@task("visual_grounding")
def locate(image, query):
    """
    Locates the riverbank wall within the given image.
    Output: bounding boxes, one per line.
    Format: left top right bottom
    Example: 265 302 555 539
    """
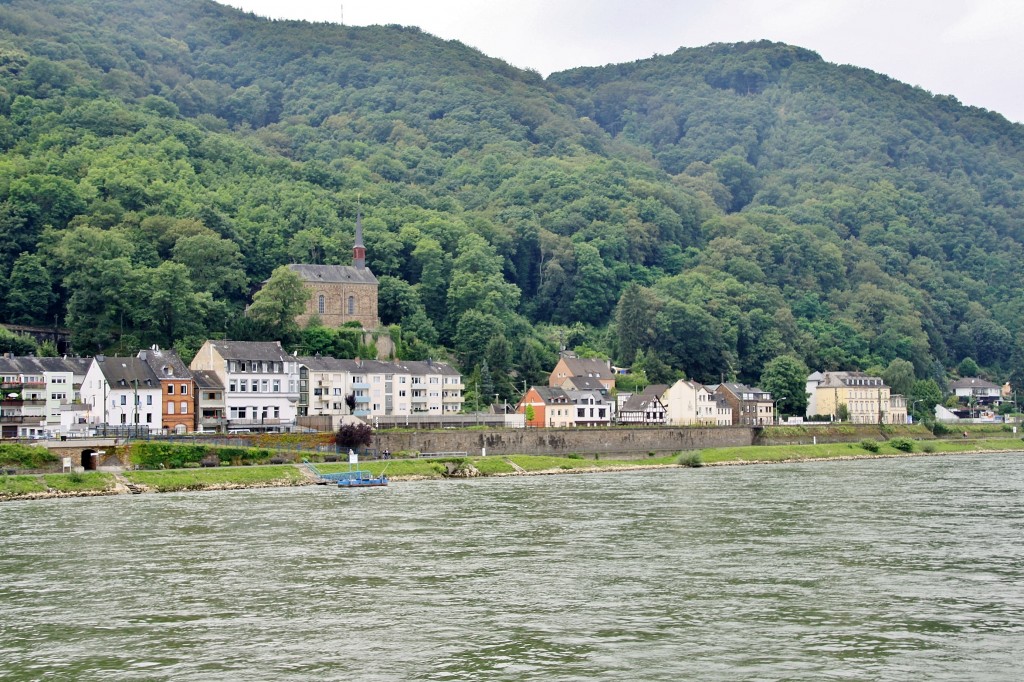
373 426 755 458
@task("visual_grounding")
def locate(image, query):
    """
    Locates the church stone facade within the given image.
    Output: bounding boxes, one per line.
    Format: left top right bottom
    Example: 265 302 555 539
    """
287 214 380 330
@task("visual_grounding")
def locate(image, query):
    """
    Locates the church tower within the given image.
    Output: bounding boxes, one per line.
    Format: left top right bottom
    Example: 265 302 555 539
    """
353 211 366 270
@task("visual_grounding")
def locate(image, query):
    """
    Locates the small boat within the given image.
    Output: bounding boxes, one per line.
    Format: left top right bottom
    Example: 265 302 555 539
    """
335 469 388 488
303 451 388 488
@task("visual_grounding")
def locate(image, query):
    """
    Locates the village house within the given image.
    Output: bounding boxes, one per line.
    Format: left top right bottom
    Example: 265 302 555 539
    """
192 370 226 433
564 388 611 426
517 386 576 428
949 377 1002 406
805 371 907 424
298 356 464 430
0 354 90 438
138 346 195 435
664 380 718 426
548 351 615 392
190 340 300 432
80 355 162 433
710 382 775 426
617 385 668 425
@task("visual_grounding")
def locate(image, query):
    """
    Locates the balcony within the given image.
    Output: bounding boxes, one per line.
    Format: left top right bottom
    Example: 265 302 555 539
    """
351 382 370 390
354 395 370 404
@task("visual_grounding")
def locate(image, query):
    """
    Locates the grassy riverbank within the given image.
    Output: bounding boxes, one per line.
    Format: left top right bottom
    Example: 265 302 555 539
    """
123 466 306 492
2 439 1021 501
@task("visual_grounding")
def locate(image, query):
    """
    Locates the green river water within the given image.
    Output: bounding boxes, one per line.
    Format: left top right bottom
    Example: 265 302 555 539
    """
1 452 1022 680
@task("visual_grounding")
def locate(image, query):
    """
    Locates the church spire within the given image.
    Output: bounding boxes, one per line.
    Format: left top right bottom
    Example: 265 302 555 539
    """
353 210 366 270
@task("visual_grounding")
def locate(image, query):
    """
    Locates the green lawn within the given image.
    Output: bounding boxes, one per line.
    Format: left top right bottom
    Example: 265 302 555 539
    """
0 475 47 497
699 438 1024 463
124 466 304 492
42 472 116 493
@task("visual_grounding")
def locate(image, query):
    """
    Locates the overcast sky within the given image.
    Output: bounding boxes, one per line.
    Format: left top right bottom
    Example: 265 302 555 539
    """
219 0 1023 123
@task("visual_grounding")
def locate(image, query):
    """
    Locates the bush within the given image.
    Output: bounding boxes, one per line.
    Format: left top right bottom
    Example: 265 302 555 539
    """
860 439 880 453
932 422 951 437
922 442 936 453
0 443 59 469
335 422 374 449
678 452 703 467
888 437 915 453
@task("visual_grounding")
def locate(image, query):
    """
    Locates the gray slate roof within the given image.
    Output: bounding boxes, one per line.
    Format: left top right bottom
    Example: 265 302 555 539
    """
0 356 92 376
288 263 378 285
949 377 1000 390
207 340 290 362
138 347 192 379
298 356 459 376
192 370 224 390
95 356 160 388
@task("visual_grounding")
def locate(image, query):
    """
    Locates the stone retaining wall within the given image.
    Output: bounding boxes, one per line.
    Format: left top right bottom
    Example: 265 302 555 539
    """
375 426 755 458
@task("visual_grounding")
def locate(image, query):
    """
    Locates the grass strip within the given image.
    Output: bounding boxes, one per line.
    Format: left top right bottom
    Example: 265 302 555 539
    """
699 438 1024 464
42 472 115 493
124 466 304 492
0 475 47 497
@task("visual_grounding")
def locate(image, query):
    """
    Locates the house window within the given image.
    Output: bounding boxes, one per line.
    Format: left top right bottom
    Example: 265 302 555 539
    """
180 402 188 415
167 385 174 395
240 380 248 392
347 296 355 315
120 395 127 406
180 384 188 395
168 402 175 415
318 294 325 314
147 395 153 405
273 380 280 392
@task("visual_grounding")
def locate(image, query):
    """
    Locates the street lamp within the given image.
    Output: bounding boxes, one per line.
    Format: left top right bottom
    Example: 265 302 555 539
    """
773 396 786 425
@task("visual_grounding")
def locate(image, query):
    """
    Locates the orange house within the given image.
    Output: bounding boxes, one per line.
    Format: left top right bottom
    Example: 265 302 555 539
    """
548 352 615 392
517 386 575 428
139 347 196 434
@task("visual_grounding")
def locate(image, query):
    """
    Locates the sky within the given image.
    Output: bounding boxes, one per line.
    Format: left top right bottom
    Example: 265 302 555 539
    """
219 0 1024 123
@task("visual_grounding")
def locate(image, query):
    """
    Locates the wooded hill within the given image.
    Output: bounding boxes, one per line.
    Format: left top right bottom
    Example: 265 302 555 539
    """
1 0 1023 412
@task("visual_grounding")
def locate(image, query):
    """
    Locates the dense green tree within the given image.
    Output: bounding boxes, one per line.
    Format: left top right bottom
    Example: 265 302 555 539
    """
881 358 916 398
908 379 943 422
5 252 55 325
247 265 310 335
758 354 809 416
142 262 214 347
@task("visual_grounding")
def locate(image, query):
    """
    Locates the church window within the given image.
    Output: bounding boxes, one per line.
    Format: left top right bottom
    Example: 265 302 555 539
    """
318 295 325 314
347 296 355 315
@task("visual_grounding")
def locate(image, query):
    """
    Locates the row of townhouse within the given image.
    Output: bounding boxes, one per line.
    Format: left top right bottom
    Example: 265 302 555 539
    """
1 340 464 437
517 351 771 428
617 382 763 427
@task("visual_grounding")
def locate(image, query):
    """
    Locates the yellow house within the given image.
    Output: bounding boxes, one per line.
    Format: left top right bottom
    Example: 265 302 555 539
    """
806 371 907 424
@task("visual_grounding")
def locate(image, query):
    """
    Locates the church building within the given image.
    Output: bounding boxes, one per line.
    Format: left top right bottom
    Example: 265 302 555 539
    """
288 214 380 330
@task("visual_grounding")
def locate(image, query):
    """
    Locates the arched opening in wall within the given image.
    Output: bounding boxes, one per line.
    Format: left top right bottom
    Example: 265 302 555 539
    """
81 449 97 470
174 424 187 435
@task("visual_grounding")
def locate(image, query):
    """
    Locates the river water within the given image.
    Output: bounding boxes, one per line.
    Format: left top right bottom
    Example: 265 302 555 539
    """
1 453 1022 681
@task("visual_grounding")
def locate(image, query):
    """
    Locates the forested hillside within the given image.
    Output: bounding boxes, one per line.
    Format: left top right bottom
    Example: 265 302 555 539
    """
1 0 1023 412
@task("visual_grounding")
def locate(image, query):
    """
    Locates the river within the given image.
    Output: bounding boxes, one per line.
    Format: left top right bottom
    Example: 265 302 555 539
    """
1 452 1022 681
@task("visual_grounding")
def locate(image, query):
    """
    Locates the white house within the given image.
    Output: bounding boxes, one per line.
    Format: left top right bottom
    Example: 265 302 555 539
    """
299 356 463 428
664 380 716 426
190 340 300 432
80 355 163 432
